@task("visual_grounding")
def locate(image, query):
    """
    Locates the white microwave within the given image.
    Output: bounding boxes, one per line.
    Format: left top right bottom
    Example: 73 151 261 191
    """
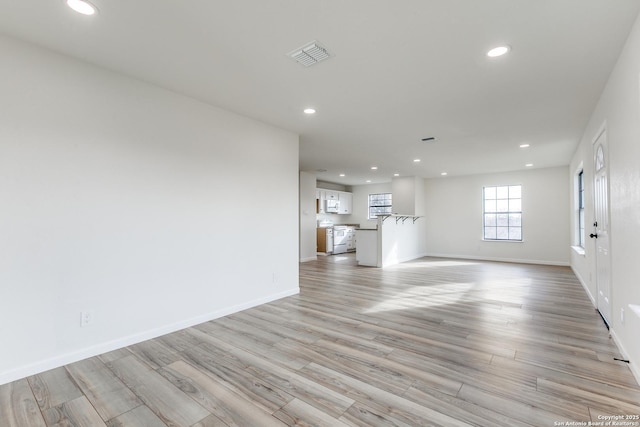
325 199 340 213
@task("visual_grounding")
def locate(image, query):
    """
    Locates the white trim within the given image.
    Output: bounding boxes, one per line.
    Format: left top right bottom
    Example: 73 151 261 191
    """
300 256 318 262
573 166 585 248
381 252 429 268
610 328 640 387
571 245 586 256
0 287 299 386
424 253 569 266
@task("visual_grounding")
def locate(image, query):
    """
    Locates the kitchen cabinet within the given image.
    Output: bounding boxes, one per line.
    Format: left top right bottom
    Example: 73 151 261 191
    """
338 192 352 214
324 191 339 201
346 226 356 251
316 188 352 215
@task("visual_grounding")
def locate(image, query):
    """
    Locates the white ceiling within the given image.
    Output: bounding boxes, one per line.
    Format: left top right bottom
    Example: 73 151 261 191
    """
1 0 639 185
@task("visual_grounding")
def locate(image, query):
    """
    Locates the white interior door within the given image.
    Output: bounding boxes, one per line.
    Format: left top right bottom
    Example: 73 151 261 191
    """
592 129 612 327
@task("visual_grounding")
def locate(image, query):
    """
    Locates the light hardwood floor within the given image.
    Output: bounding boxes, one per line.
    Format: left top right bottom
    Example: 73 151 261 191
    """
2 255 639 426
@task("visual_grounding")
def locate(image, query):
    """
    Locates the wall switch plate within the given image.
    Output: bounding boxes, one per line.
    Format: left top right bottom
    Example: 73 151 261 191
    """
81 311 93 327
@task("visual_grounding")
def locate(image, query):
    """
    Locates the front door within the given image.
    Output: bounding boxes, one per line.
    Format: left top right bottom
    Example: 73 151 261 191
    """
592 128 612 327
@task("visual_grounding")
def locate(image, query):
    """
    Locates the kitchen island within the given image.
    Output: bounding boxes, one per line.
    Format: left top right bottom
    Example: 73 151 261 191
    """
355 214 423 267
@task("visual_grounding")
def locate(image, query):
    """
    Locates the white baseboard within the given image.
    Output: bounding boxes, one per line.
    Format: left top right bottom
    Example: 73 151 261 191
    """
424 253 570 266
300 256 318 262
610 328 640 386
381 252 429 268
0 287 299 386
572 263 638 385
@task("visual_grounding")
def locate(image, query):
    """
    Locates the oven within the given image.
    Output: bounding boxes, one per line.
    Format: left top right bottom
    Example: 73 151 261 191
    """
333 226 348 254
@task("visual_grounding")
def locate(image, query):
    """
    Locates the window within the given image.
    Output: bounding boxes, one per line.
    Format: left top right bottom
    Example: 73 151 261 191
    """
483 185 522 241
577 170 585 247
368 193 392 219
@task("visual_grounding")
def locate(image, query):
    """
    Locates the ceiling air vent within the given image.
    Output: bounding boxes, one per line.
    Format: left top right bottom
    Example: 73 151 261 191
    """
288 41 331 67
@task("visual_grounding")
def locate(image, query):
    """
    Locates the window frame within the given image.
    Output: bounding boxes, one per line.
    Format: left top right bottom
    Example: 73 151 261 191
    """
368 193 392 220
577 169 585 247
482 185 523 242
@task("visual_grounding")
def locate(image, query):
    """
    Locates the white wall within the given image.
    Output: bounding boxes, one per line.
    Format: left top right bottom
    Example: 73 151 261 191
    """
299 172 317 262
392 177 418 215
389 176 428 257
569 12 640 383
424 167 570 265
0 36 300 385
316 181 348 192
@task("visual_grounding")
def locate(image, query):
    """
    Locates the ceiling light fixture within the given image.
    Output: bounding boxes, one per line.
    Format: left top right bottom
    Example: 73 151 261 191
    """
487 45 510 58
520 143 530 148
413 159 421 163
525 163 533 167
66 0 97 15
441 172 448 176
393 173 400 177
303 108 316 114
366 180 372 183
371 166 378 170
339 173 345 177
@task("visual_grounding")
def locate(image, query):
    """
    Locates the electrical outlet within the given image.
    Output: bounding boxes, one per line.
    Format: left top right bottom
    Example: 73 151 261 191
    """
81 311 93 327
621 308 625 324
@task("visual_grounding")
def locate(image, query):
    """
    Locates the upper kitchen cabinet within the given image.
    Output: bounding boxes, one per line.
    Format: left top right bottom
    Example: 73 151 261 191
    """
338 191 352 214
324 191 339 201
316 188 352 215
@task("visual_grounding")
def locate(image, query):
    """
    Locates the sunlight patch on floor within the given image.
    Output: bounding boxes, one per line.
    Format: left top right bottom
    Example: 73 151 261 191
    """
363 282 476 313
474 278 533 305
390 260 480 269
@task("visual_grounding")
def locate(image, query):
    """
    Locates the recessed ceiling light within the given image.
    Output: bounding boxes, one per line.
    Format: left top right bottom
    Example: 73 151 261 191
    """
339 173 345 177
393 173 400 177
371 166 378 170
520 144 530 148
303 108 316 114
525 163 533 167
366 180 371 183
413 159 421 163
487 45 510 58
66 0 97 15
441 172 448 176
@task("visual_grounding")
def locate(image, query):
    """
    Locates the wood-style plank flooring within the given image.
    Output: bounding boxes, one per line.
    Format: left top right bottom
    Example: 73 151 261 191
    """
2 255 639 426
